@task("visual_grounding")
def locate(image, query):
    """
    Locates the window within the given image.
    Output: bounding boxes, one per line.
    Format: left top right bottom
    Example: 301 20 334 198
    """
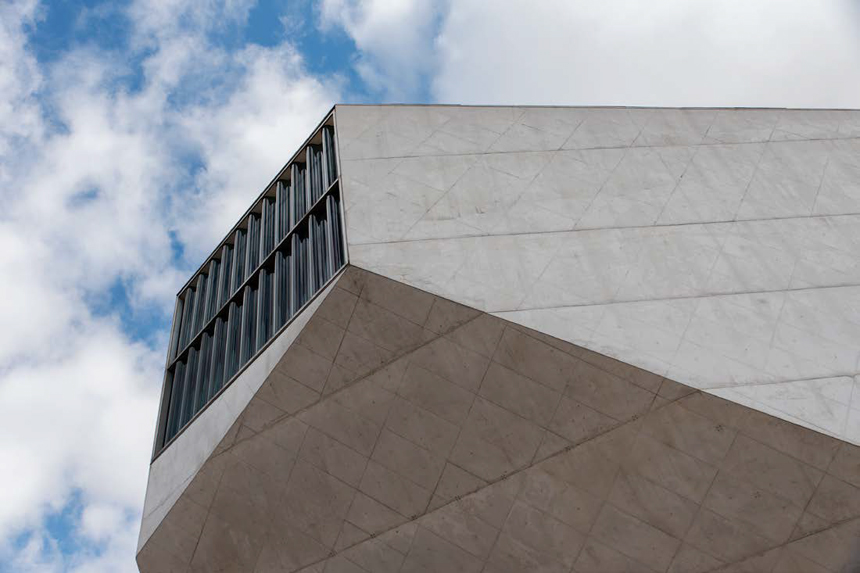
156 121 345 453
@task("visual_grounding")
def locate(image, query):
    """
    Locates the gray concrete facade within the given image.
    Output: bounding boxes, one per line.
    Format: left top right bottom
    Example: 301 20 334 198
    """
138 266 860 572
139 105 860 572
339 105 860 446
138 279 339 552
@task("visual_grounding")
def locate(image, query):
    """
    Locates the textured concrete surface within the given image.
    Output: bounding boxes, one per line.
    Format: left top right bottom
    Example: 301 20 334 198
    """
338 104 860 445
137 267 860 572
137 279 340 552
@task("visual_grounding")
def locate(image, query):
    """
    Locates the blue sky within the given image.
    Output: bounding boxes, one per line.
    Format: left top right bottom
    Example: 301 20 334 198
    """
0 0 858 571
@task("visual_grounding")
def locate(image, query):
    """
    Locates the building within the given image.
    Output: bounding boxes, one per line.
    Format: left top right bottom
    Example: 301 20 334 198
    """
137 105 860 572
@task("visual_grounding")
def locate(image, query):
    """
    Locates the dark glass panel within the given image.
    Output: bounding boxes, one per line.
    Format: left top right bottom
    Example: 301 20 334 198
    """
178 288 195 350
205 259 219 323
158 120 342 454
246 214 261 272
232 229 247 293
239 285 257 366
194 332 211 412
208 317 226 401
276 181 289 241
274 250 290 330
324 195 337 280
322 126 337 185
218 244 233 307
307 145 323 205
168 297 183 362
192 274 207 337
256 268 273 351
224 301 242 381
291 164 306 225
265 197 276 257
179 346 198 428
165 360 185 443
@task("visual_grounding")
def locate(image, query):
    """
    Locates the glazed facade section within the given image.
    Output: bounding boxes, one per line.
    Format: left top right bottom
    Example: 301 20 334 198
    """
156 122 345 453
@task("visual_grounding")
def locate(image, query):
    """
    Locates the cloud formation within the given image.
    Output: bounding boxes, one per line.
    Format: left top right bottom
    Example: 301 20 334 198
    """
321 0 860 107
3 0 860 570
437 0 860 107
318 0 442 100
0 0 338 570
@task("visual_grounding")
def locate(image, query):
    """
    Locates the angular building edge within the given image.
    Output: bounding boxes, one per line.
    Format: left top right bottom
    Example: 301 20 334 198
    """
336 103 860 446
138 265 860 573
137 274 342 552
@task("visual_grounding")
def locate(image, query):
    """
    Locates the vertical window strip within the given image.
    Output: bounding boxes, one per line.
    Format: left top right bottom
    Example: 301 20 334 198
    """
195 332 211 412
159 123 344 452
167 297 184 363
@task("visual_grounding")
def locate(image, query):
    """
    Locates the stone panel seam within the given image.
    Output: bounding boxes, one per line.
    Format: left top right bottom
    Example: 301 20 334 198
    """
241 292 462 440
719 433 820 530
304 313 578 569
505 153 578 310
790 465 830 548
204 382 632 572
157 271 860 572
319 280 363 395
555 113 589 151
733 399 843 472
393 129 507 242
846 382 858 438
668 416 741 569
492 280 860 315
578 391 674 570
338 134 860 163
349 210 860 250
497 321 658 396
703 516 860 573
307 307 486 455
809 156 833 216
571 413 647 570
566 144 633 235
730 120 779 221
417 321 496 512
699 108 725 145
478 463 534 573
697 373 860 393
652 142 704 229
258 307 495 535
186 454 231 570
320 386 787 573
530 389 569 467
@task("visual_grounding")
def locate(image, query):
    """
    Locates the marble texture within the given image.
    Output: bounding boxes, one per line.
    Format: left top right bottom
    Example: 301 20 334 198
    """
137 278 340 552
338 104 860 444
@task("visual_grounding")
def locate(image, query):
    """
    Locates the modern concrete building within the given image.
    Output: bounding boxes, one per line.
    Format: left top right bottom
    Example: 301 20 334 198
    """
138 105 860 572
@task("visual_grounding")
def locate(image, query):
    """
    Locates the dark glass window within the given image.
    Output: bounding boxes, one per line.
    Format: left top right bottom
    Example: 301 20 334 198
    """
257 268 273 352
232 229 246 292
239 285 257 366
157 124 344 453
218 244 233 308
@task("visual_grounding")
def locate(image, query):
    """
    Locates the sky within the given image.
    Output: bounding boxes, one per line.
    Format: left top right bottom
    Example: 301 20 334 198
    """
0 0 859 571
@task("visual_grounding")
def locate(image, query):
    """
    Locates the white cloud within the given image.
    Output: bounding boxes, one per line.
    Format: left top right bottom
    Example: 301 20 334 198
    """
435 0 860 107
319 0 442 100
128 0 256 44
0 0 42 173
175 42 339 259
80 503 128 543
0 0 340 570
325 0 860 108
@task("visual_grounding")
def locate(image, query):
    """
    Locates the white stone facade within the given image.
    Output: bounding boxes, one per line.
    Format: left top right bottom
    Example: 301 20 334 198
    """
340 104 860 444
